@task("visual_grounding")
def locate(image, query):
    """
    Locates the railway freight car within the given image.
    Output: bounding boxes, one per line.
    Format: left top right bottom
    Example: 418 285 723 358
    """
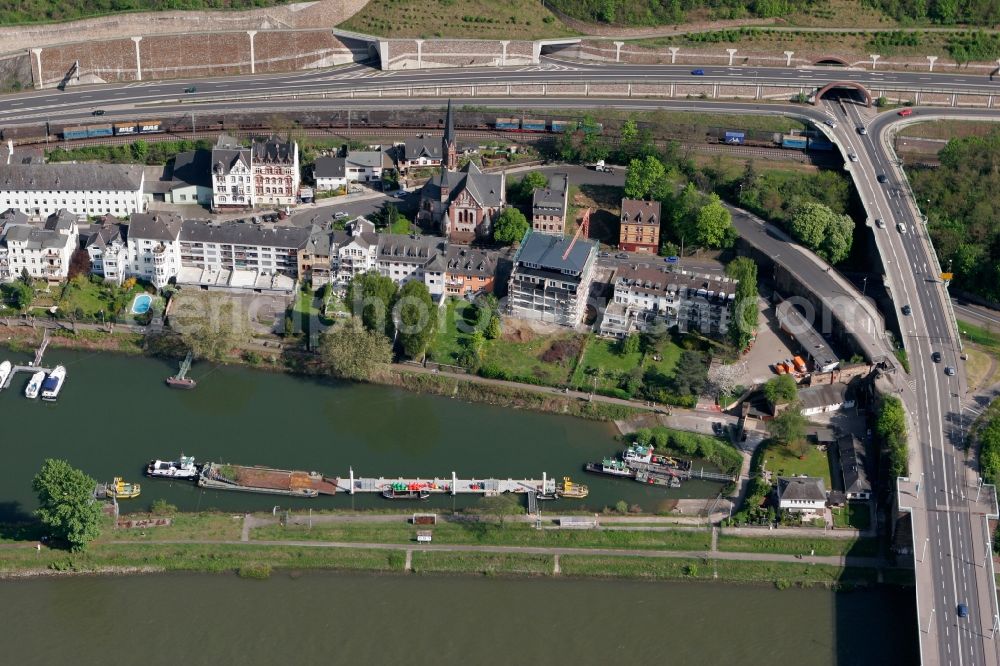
137 120 163 134
781 134 808 150
113 122 138 136
495 118 519 130
724 130 746 145
550 119 573 132
521 118 546 132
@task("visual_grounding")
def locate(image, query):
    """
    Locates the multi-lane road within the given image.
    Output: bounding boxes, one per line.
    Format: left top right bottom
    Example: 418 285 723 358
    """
2 57 1000 665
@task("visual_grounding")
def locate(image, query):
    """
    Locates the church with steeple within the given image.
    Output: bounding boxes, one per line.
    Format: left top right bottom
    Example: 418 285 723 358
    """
418 99 506 244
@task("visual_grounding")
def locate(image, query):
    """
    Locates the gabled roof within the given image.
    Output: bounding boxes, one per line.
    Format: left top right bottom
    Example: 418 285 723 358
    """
402 138 443 162
532 172 568 217
0 208 29 227
128 212 183 242
43 209 77 233
837 434 871 496
171 149 212 189
314 157 346 179
777 476 827 502
514 230 596 276
85 219 127 250
0 163 143 192
211 135 251 177
445 245 498 278
251 135 295 164
461 161 504 208
621 199 661 226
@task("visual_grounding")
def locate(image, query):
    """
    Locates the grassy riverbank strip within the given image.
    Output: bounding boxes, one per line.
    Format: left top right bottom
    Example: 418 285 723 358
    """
410 551 554 576
250 521 713 551
717 535 881 558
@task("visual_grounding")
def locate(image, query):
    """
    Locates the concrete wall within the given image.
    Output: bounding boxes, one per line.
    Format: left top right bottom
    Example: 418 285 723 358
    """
383 39 537 70
0 51 33 92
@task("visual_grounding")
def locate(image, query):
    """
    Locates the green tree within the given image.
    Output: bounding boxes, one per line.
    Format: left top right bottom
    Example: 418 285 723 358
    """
476 494 524 526
485 315 502 340
620 332 640 356
319 317 392 381
764 374 798 405
694 194 736 249
621 118 638 146
32 459 103 551
394 280 437 359
789 201 854 265
347 271 398 338
493 207 530 245
768 404 807 450
726 257 758 351
624 155 666 200
169 293 245 361
130 139 149 163
670 350 708 396
509 171 548 207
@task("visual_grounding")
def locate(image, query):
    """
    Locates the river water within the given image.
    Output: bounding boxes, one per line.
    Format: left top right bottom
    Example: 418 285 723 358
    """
0 571 916 665
0 348 724 516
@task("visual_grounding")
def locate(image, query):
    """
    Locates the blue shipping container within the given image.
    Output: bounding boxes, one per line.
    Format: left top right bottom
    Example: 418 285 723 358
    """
63 126 90 140
724 131 746 145
495 118 519 130
87 125 113 138
522 119 546 132
808 138 834 151
551 120 571 132
781 135 808 150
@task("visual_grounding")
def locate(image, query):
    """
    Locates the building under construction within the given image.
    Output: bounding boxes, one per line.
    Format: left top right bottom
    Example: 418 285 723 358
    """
507 230 598 327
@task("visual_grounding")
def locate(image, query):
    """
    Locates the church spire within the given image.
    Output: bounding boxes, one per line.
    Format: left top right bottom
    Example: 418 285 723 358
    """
442 98 457 171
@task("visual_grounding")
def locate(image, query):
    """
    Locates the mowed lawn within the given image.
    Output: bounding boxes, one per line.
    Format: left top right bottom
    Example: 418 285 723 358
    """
763 439 833 488
571 336 682 391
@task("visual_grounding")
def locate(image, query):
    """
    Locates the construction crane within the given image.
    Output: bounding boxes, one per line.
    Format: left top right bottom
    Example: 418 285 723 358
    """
562 208 591 260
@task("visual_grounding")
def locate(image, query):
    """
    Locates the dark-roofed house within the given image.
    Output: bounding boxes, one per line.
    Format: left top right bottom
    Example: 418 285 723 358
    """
85 216 128 285
619 199 661 254
836 434 871 500
600 265 737 339
314 157 347 191
167 149 212 205
0 163 144 219
397 137 443 171
777 476 828 516
211 135 252 211
127 212 183 289
331 217 379 288
0 208 79 283
796 380 857 417
445 245 498 297
251 135 300 207
376 234 448 300
508 231 598 326
532 172 569 236
776 298 840 373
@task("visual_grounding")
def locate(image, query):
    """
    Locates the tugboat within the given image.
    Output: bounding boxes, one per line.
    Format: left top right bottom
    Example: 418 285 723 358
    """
0 360 10 389
107 477 141 499
585 458 636 478
559 477 589 499
622 444 654 464
24 370 45 399
146 455 200 480
40 365 66 401
382 482 431 500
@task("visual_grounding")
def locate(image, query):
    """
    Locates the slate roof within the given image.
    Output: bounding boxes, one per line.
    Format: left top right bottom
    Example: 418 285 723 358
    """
837 434 871 496
331 217 378 250
314 157 346 179
532 173 568 218
620 199 661 227
44 209 77 234
445 245 498 278
514 231 596 276
1 220 74 251
777 476 827 503
345 151 386 169
211 135 251 177
402 137 443 162
613 265 737 302
85 219 127 250
0 163 143 192
251 135 295 164
377 234 446 265
171 149 212 189
128 212 183 242
180 220 310 249
797 381 854 411
0 208 29 227
422 161 504 209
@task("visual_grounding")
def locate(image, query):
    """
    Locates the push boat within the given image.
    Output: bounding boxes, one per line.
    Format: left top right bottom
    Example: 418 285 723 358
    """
107 477 141 499
146 455 200 479
40 365 66 401
0 360 11 388
559 477 589 499
584 458 635 478
382 483 431 500
24 370 45 399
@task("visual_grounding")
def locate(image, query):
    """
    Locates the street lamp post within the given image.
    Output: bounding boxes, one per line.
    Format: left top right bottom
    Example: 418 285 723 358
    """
925 608 936 633
862 276 868 297
921 536 929 562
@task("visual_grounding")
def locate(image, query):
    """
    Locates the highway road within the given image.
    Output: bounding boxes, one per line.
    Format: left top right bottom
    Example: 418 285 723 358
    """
2 58 1000 665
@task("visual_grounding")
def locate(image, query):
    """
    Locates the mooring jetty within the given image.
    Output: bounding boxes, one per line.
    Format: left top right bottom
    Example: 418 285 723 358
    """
198 462 338 497
339 470 558 497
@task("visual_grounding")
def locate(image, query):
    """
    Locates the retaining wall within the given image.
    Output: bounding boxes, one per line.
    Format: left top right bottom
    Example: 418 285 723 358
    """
383 39 537 70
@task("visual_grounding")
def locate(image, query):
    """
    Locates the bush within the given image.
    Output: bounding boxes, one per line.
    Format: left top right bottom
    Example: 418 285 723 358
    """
237 563 272 580
149 499 178 515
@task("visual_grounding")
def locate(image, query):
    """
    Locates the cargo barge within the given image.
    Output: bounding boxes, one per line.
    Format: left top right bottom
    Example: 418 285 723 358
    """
198 462 338 497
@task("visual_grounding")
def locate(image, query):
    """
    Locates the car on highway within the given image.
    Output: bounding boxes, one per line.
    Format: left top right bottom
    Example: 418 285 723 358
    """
184 86 197 93
392 189 408 197
598 251 610 258
932 351 942 363
334 211 349 219
92 109 105 116
857 126 867 135
946 366 957 376
902 304 912 316
665 256 679 263
848 153 858 162
958 603 969 618
875 218 885 229
615 252 629 259
877 174 888 183
897 222 906 233
823 119 837 128
898 108 914 117
691 69 705 76
712 422 724 435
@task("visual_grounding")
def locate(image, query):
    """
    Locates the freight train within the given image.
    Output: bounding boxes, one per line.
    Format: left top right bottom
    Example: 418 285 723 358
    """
61 120 164 140
494 117 603 133
719 129 835 152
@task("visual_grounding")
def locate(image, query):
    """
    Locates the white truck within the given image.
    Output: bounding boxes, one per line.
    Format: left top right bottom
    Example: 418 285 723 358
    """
592 160 614 174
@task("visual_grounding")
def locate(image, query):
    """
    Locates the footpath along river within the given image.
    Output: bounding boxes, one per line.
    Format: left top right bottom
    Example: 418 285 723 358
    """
0 571 917 665
0 348 726 515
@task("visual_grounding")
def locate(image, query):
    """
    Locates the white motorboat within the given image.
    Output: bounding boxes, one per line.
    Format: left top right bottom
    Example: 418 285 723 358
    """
0 360 11 390
24 370 45 399
146 455 200 479
40 365 66 402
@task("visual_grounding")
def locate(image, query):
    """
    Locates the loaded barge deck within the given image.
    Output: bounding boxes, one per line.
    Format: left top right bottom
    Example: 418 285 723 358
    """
198 462 338 497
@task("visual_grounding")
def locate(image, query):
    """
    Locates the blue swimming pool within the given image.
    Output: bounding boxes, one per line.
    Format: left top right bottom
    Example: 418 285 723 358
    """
131 294 152 315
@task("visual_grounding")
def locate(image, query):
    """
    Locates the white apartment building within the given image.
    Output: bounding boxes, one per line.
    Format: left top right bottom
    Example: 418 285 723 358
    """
177 220 307 282
0 209 79 283
84 216 128 286
375 234 447 300
330 217 378 288
314 151 388 191
0 163 144 219
211 135 253 211
126 212 182 290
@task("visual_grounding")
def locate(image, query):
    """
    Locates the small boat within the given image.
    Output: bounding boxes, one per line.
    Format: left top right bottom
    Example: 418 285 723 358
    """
40 365 66 401
585 459 635 478
146 455 200 479
535 490 559 501
165 376 197 390
622 444 654 464
107 477 141 499
24 370 45 399
382 483 431 500
0 360 11 389
559 477 589 499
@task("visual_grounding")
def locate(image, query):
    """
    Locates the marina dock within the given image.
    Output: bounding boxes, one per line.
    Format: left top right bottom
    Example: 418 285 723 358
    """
1 330 52 391
339 470 557 497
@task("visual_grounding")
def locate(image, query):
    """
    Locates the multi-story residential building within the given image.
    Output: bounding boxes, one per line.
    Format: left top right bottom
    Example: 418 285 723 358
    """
0 163 144 219
418 100 505 244
532 172 569 235
444 245 498 298
599 265 736 339
84 216 128 285
376 234 448 301
176 220 307 288
0 209 79 283
252 135 299 206
127 212 183 290
330 217 378 288
618 199 661 253
314 151 389 191
396 137 443 171
508 231 598 327
299 224 333 287
776 476 827 516
211 135 253 211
